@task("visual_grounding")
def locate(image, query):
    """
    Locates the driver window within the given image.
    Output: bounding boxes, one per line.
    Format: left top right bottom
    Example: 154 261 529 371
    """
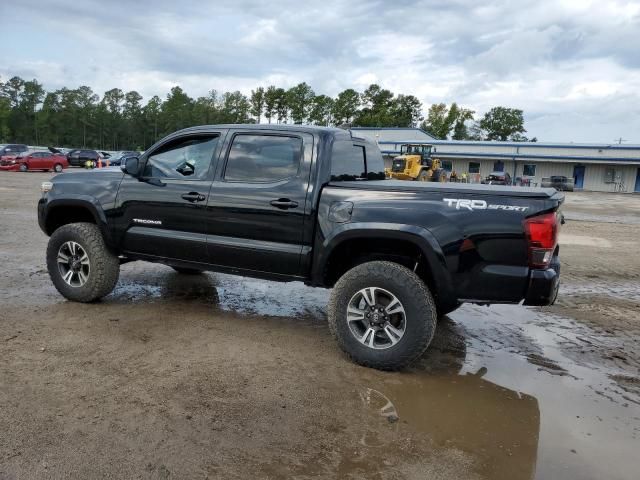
143 135 219 179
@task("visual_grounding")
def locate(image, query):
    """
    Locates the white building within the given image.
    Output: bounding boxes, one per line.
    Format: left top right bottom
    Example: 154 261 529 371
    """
351 127 640 193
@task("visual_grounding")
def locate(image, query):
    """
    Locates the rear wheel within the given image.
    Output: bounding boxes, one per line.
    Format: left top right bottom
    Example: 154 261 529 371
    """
19 163 28 172
172 267 204 275
46 223 120 302
53 163 63 173
328 261 437 370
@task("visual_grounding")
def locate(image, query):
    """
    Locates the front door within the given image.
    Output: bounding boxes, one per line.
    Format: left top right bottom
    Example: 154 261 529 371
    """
28 152 45 169
205 129 314 277
114 131 226 263
573 165 585 189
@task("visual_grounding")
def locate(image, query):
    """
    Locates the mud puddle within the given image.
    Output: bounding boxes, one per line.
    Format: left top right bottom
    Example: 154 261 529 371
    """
105 270 640 479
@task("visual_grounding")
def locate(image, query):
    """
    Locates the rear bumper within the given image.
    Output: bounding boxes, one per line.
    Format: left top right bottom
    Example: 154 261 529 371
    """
523 259 560 306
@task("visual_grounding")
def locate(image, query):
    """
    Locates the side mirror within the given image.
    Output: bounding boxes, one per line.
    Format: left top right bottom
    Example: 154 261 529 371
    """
122 157 140 176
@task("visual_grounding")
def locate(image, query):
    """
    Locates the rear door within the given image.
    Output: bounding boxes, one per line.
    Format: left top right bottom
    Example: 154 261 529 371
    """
205 129 314 276
114 130 227 262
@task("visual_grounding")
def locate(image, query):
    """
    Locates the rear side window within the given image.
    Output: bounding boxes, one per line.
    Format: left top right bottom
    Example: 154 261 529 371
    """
144 135 219 179
224 134 302 183
331 140 385 181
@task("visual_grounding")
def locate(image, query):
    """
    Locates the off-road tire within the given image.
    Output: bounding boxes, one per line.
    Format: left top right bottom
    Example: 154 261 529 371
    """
328 261 437 370
417 170 429 181
19 163 28 172
46 222 119 302
172 267 204 275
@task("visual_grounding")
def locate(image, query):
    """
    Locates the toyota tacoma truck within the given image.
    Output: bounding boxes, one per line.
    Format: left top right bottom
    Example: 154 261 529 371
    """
38 125 562 370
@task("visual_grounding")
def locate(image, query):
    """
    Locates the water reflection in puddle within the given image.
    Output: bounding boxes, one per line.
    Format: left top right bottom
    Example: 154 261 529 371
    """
108 270 639 479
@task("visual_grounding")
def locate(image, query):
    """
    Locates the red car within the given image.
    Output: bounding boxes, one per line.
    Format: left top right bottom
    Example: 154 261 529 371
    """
0 151 69 172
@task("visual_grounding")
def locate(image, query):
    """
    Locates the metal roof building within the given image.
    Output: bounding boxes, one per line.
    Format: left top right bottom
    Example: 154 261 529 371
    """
351 127 640 193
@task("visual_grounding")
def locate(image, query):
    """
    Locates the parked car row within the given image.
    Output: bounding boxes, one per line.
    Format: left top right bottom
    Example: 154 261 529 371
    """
0 145 141 172
0 150 68 172
64 149 140 167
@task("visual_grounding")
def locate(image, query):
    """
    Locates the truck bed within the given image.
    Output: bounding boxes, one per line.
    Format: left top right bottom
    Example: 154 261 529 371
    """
328 180 564 200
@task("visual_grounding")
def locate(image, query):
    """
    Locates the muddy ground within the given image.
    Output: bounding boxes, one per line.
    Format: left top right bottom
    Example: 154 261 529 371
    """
1 172 639 480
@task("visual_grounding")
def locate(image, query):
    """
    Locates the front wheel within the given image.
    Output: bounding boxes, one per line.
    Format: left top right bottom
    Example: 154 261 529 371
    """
53 163 63 173
19 163 28 172
46 222 120 302
328 261 437 370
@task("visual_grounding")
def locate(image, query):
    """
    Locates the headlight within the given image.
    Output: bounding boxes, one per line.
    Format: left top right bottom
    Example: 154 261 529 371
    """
41 182 53 193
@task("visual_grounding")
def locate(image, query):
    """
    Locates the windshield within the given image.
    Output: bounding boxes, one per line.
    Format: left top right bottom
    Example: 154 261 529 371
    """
400 144 431 156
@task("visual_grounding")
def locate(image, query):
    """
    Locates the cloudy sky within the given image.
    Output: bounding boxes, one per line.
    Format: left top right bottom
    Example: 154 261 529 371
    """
2 0 640 142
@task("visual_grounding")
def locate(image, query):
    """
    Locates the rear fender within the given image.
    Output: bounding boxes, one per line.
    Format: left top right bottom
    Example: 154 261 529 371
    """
312 222 456 305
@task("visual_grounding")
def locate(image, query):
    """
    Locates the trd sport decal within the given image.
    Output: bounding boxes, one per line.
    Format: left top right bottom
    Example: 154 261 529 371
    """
443 198 529 212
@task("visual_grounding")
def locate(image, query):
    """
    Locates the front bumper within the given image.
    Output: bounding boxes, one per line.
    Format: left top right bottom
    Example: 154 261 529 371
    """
37 198 48 234
0 164 20 171
523 258 560 306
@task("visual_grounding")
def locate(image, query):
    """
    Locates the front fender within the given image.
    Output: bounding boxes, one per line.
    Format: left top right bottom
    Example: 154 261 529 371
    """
39 195 114 247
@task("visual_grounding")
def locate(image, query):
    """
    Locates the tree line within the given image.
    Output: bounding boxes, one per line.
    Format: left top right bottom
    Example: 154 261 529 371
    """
0 75 533 151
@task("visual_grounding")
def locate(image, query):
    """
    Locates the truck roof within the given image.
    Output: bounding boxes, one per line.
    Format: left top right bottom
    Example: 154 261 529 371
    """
171 124 350 136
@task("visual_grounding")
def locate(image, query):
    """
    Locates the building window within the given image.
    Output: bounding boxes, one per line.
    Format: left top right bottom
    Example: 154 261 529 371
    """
442 160 452 172
523 164 536 177
469 162 480 174
493 160 504 172
604 167 615 183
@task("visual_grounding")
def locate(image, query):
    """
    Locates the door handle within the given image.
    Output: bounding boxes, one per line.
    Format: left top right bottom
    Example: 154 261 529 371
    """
181 192 206 202
270 198 299 209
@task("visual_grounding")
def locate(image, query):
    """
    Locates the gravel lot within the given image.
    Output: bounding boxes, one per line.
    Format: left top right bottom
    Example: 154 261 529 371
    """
1 171 639 480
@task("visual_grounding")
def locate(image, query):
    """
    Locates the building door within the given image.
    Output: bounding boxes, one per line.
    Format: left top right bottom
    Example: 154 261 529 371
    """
635 168 640 192
573 165 585 189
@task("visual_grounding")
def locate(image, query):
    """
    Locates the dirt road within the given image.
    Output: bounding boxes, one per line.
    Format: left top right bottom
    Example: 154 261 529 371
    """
1 172 639 479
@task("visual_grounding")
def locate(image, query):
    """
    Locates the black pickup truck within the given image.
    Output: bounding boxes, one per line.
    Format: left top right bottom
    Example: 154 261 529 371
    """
38 125 563 370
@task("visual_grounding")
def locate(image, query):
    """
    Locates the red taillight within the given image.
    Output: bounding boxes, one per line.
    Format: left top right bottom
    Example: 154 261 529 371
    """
524 212 558 268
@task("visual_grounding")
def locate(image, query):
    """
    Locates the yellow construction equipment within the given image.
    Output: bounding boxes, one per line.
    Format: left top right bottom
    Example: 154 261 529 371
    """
385 144 447 182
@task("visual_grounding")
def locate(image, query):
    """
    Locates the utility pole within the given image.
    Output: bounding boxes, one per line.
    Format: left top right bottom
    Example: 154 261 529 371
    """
614 137 626 144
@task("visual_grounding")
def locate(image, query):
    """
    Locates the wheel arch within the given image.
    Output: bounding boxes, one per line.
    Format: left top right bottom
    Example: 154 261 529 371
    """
42 197 114 248
313 223 456 309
